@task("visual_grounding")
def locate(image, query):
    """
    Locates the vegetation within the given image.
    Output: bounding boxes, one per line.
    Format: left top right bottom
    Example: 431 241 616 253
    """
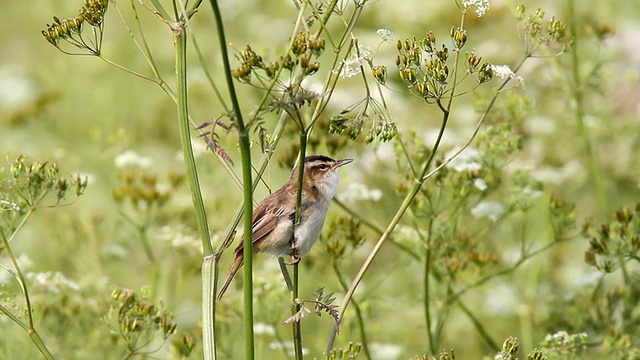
1 0 640 358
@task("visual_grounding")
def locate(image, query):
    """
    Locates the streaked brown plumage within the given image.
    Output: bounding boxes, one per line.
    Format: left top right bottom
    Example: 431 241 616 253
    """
217 155 352 300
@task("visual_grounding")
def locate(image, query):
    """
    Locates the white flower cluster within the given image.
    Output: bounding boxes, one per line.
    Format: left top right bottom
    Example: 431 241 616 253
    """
269 341 309 356
544 330 588 348
26 271 80 293
462 0 490 17
0 199 21 212
339 182 383 203
157 225 202 252
445 148 483 172
336 44 373 79
471 201 505 221
376 28 394 42
114 150 152 168
0 253 33 284
491 64 526 88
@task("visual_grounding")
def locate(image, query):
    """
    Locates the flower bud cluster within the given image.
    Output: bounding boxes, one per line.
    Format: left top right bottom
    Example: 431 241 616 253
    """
112 170 182 209
517 5 572 54
41 0 108 55
107 288 177 344
329 96 397 143
396 31 493 102
585 203 640 273
8 155 88 207
231 30 325 83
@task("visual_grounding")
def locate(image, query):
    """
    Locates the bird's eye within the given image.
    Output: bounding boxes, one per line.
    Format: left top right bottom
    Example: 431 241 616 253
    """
318 164 329 170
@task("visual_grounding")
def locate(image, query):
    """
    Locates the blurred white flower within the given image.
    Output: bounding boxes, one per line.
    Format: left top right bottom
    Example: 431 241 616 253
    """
0 67 39 110
103 244 129 258
491 64 525 88
0 253 33 284
575 271 601 288
483 282 517 315
0 199 21 212
335 44 373 79
369 342 403 360
157 225 201 252
474 178 488 191
26 271 80 293
253 323 275 336
446 148 483 172
339 182 383 203
115 150 152 168
462 0 490 17
471 201 504 221
268 341 309 356
376 28 394 42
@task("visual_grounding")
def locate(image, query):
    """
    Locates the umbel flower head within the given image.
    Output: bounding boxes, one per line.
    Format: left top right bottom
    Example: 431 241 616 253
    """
42 0 108 55
396 31 494 103
329 96 398 143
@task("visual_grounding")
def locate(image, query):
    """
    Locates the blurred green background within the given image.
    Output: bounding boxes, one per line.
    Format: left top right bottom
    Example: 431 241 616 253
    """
2 0 640 359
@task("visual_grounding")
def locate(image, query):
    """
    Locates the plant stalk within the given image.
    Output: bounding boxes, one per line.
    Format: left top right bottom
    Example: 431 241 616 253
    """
207 1 255 358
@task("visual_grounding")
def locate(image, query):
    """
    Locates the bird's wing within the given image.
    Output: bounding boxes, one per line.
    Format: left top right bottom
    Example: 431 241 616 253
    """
252 205 292 242
234 203 293 253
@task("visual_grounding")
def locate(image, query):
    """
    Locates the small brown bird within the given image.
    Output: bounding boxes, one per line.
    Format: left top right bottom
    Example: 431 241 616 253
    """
217 155 352 300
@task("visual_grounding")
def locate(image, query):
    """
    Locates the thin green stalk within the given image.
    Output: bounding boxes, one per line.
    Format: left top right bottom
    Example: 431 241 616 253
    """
423 218 435 354
291 132 308 360
457 298 500 351
1 207 34 251
207 1 255 359
332 260 371 359
1 231 54 360
332 198 421 261
567 0 608 215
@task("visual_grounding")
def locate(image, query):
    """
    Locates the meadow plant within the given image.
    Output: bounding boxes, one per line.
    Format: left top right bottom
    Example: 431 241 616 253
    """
3 0 632 358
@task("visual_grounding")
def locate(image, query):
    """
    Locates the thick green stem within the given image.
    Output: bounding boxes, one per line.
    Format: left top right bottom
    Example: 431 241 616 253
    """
174 23 213 256
202 256 217 359
174 19 217 360
207 1 255 358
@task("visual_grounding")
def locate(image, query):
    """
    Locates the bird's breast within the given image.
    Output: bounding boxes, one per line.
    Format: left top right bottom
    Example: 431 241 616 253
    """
295 200 331 256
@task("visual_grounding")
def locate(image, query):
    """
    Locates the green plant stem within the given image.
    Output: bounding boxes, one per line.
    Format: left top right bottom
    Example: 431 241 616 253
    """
174 23 212 256
332 199 421 260
332 260 371 359
423 218 435 354
567 0 608 216
202 255 217 359
291 131 308 360
207 1 255 359
0 231 54 360
2 207 34 251
173 16 217 360
457 298 500 351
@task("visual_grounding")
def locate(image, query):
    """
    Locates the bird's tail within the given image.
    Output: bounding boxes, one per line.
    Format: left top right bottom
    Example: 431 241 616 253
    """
217 253 244 300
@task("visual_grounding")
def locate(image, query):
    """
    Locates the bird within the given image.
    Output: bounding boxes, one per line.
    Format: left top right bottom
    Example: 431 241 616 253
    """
217 154 352 300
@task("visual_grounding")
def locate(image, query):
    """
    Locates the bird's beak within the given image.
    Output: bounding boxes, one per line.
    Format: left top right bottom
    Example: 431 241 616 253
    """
335 158 353 168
